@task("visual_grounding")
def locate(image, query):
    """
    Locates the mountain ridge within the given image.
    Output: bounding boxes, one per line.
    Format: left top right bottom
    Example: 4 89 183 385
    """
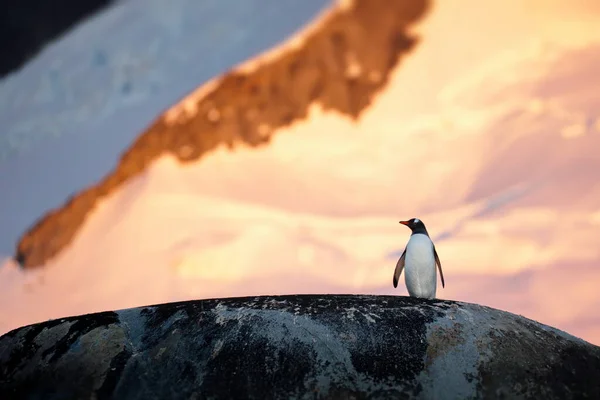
14 0 430 268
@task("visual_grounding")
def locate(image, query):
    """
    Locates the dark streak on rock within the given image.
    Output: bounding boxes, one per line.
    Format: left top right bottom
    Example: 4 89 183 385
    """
1 311 118 379
14 0 431 268
95 347 133 400
43 311 120 363
1 323 47 376
203 330 315 398
343 302 432 394
0 311 120 400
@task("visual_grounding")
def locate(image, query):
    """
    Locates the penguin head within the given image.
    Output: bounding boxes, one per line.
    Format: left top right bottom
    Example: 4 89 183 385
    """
399 218 426 232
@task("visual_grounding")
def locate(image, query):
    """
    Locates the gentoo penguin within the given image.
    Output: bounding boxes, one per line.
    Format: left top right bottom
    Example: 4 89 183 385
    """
393 218 445 299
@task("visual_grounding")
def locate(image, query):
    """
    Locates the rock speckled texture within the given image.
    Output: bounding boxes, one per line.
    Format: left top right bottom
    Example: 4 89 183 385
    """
1 295 599 399
15 0 430 268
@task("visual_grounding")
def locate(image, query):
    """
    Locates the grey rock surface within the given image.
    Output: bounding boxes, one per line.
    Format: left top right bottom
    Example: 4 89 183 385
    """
1 295 599 399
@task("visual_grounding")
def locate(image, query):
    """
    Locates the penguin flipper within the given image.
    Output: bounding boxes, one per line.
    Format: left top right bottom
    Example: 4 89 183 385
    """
393 249 407 288
434 246 445 288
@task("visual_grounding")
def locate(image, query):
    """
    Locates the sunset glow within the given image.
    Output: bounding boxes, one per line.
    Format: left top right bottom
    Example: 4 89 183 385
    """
1 0 600 345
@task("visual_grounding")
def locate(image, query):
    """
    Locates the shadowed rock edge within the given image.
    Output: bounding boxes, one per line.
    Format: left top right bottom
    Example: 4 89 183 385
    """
15 0 430 267
1 294 599 399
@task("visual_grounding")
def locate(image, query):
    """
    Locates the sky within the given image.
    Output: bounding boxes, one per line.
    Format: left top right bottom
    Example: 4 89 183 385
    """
1 0 600 345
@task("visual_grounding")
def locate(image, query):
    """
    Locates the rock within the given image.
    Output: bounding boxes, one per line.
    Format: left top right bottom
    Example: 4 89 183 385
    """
1 295 599 399
15 0 430 268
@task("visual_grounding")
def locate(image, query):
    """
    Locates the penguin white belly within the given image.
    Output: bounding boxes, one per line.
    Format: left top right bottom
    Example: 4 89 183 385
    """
404 234 437 299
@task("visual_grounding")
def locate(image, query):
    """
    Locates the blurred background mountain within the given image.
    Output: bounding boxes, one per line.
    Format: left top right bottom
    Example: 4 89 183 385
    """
1 0 599 345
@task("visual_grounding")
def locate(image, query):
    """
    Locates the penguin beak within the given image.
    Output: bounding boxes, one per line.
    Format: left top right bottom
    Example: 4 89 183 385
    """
399 220 410 226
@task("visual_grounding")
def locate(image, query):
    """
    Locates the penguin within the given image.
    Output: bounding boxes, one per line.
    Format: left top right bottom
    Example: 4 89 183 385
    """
393 218 445 299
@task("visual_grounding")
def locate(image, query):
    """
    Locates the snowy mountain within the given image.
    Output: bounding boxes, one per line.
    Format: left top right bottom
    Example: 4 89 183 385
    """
0 0 329 255
1 0 600 345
